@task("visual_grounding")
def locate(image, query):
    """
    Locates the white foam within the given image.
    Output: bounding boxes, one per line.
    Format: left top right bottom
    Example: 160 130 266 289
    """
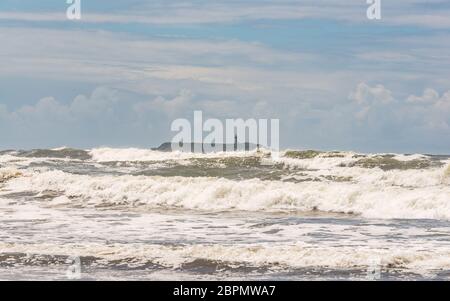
276 152 358 170
392 153 429 161
0 154 21 164
0 153 75 167
2 169 450 219
1 241 449 274
89 147 261 162
277 154 448 188
0 167 22 183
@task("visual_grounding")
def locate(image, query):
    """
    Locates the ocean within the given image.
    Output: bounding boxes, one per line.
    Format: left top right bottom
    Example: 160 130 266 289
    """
0 147 449 280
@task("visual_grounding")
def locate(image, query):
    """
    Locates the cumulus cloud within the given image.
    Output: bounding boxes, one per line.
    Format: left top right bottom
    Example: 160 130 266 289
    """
1 82 449 152
349 82 394 120
134 89 194 118
349 84 450 130
406 89 450 131
1 89 169 147
407 89 450 112
349 82 394 106
1 1 449 152
5 87 121 125
407 89 439 104
14 97 71 123
0 87 134 148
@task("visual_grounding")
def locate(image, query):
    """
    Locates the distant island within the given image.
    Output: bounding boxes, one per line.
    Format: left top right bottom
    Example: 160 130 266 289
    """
153 136 260 153
152 142 260 153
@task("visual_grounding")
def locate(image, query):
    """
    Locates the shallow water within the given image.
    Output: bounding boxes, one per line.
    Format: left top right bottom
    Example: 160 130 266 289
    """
0 148 449 280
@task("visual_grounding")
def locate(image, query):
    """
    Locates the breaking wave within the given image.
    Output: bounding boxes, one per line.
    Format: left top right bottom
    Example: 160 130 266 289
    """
1 147 450 280
0 147 449 220
2 166 449 219
1 242 449 275
0 168 22 183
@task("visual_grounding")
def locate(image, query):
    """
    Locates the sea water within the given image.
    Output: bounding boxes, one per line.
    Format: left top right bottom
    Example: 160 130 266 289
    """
0 148 449 280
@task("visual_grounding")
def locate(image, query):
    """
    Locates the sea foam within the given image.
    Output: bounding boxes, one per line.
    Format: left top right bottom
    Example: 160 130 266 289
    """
2 167 449 219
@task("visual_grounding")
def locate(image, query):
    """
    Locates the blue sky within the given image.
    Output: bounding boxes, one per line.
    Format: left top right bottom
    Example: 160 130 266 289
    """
0 0 449 153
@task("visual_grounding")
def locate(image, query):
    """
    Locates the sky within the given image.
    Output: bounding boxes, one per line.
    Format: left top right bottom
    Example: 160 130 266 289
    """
0 0 449 153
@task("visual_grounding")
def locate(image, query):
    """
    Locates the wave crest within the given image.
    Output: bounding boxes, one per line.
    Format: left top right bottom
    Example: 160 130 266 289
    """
2 170 450 219
0 168 22 183
1 242 449 274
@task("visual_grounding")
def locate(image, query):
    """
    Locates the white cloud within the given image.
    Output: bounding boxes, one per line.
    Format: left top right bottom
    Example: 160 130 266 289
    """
0 27 312 85
2 87 124 125
349 82 394 106
435 91 450 110
1 1 449 152
0 27 307 63
134 89 194 118
406 89 450 130
0 4 351 25
15 97 70 122
70 87 120 118
349 84 450 131
407 88 440 104
1 1 449 28
0 26 363 110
